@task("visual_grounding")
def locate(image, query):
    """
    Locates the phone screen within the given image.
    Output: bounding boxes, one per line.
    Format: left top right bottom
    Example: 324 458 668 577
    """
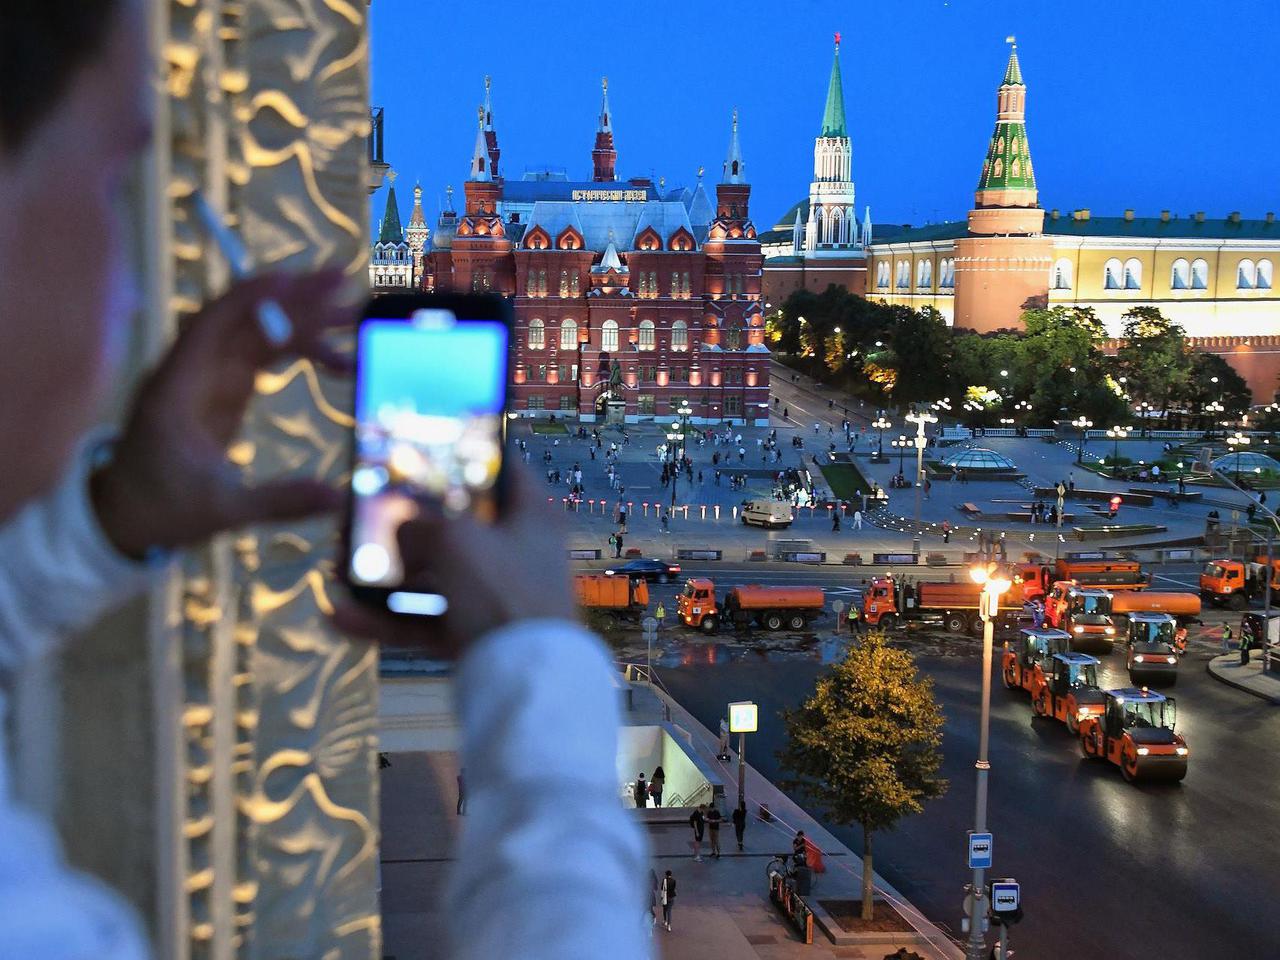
347 311 508 615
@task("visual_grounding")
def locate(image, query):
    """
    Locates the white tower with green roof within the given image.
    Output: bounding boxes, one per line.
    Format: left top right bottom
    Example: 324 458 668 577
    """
801 34 859 255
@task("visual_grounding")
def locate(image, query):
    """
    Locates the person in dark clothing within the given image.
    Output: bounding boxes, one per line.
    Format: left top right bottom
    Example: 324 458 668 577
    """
706 805 723 858
650 766 665 807
456 768 466 816
832 512 841 532
732 802 747 851
660 871 676 931
689 805 706 861
792 830 808 868
634 773 647 809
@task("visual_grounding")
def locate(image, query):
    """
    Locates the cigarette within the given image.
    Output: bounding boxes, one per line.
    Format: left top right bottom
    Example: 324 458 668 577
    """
192 192 293 346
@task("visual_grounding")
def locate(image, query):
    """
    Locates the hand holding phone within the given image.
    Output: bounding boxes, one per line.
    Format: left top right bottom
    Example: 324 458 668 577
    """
344 293 511 617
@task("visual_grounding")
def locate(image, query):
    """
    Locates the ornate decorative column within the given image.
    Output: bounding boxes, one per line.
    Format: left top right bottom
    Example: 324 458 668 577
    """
161 2 379 958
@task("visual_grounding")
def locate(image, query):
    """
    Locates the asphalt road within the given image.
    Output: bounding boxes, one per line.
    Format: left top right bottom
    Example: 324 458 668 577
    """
654 605 1280 959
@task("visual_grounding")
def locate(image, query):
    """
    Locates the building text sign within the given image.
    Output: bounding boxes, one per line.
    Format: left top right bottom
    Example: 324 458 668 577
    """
571 189 648 201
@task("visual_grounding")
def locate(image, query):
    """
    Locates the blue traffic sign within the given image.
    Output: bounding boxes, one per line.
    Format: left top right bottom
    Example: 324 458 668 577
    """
991 880 1020 913
968 832 993 869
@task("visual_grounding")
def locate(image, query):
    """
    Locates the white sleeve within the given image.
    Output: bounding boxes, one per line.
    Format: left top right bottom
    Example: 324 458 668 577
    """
0 440 160 673
445 619 650 960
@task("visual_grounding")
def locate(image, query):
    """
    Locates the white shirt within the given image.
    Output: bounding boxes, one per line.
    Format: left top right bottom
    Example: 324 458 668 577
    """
0 449 650 960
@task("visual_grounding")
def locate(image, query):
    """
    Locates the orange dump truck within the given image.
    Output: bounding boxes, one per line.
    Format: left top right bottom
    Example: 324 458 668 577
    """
574 574 650 621
1011 555 1149 602
1199 559 1280 609
862 577 1025 636
678 578 824 633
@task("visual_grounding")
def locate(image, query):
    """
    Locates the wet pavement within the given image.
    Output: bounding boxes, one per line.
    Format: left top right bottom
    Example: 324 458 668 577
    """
655 620 1280 960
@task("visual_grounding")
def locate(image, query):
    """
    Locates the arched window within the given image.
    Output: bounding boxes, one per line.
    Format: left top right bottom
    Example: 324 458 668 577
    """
877 261 889 288
917 260 932 289
1123 258 1142 290
671 319 689 351
559 269 570 297
1258 259 1273 290
638 319 656 350
559 318 578 350
528 318 545 350
682 271 692 297
1238 259 1257 289
896 260 909 289
1103 258 1123 290
570 273 580 296
1051 257 1073 290
1170 258 1190 290
1191 258 1209 289
726 323 742 350
601 319 619 352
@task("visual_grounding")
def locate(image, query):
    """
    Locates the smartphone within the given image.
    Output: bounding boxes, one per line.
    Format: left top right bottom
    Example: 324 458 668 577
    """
344 292 511 616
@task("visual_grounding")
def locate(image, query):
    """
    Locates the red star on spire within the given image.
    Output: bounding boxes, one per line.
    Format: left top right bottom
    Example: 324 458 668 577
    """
834 31 842 46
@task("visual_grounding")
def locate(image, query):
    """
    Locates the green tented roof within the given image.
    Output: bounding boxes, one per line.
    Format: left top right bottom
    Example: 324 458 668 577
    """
820 46 847 138
379 185 404 244
1003 47 1023 86
976 121 1036 194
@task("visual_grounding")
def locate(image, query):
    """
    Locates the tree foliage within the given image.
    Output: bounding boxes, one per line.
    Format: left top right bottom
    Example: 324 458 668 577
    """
779 632 947 920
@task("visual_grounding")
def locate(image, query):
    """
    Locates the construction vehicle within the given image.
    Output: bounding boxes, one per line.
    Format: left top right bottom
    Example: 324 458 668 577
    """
1124 612 1180 686
860 576 1024 636
1008 555 1149 602
1001 628 1071 692
677 578 824 633
1029 652 1106 734
1079 688 1188 783
573 574 649 621
1042 583 1118 648
1109 590 1201 631
1200 558 1280 609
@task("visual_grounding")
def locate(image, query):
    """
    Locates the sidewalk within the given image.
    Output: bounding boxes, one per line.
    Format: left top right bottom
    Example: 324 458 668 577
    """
648 680 963 960
1206 653 1280 704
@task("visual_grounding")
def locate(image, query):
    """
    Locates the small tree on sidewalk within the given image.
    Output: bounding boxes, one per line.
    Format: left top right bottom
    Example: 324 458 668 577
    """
778 631 947 921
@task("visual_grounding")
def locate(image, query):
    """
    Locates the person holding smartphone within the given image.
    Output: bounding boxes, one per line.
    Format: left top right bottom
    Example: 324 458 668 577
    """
0 4 646 960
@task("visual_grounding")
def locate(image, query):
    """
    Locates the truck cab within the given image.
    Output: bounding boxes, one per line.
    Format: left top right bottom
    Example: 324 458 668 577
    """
1079 688 1188 783
1045 583 1117 648
1031 652 1105 733
861 578 900 629
1126 613 1180 686
1200 558 1280 609
1002 628 1071 693
678 578 720 633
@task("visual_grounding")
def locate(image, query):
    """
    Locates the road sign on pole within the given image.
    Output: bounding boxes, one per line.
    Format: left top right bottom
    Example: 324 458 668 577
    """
967 831 993 869
991 880 1020 913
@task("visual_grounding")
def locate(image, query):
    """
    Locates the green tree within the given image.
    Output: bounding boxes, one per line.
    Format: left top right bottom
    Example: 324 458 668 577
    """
824 328 848 375
1115 306 1192 417
1180 351 1252 424
778 632 948 920
889 305 953 404
1015 306 1113 424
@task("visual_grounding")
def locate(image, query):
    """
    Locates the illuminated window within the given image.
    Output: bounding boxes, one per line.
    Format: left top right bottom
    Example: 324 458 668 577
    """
726 324 742 350
682 271 692 297
559 270 569 297
559 395 576 411
672 319 689 351
601 319 619 352
1103 258 1123 290
725 396 742 416
637 394 656 414
528 318 545 350
638 319 656 350
640 365 656 382
560 318 578 350
671 272 680 297
527 395 544 410
570 272 580 296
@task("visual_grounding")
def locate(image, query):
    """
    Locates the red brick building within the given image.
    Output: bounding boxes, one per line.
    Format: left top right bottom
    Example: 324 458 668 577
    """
422 81 770 425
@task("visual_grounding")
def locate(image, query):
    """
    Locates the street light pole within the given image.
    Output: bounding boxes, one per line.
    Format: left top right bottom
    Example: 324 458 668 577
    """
1072 416 1092 465
965 564 1011 960
907 407 938 557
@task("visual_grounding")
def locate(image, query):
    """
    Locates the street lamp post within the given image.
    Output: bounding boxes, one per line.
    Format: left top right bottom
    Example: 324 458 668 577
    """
872 414 891 463
1106 424 1131 469
964 563 1012 960
907 407 938 556
893 435 909 475
727 701 758 811
1072 416 1093 465
666 402 693 514
1204 399 1224 437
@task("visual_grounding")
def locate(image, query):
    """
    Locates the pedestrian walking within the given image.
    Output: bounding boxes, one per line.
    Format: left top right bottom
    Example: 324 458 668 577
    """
661 510 670 533
634 773 648 809
1222 622 1234 654
608 532 618 557
924 477 931 499
616 532 625 558
783 406 789 419
1240 624 1253 666
650 766 665 808
660 871 677 930
832 511 841 532
456 767 466 816
647 869 659 935
941 519 951 543
852 509 863 530
697 470 703 484
707 805 723 858
846 603 862 636
656 602 666 631
689 806 705 862
738 446 745 463
732 802 747 851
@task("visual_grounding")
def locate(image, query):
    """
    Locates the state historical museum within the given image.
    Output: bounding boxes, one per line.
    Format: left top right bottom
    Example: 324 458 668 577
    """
413 79 770 425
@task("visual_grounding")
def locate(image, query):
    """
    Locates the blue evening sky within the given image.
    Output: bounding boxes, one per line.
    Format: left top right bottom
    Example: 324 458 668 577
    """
358 321 507 416
370 0 1280 235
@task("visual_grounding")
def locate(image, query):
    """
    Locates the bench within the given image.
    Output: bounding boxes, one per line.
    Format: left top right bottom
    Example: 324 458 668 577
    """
958 502 983 516
1129 486 1203 502
1004 512 1077 523
1071 523 1167 541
